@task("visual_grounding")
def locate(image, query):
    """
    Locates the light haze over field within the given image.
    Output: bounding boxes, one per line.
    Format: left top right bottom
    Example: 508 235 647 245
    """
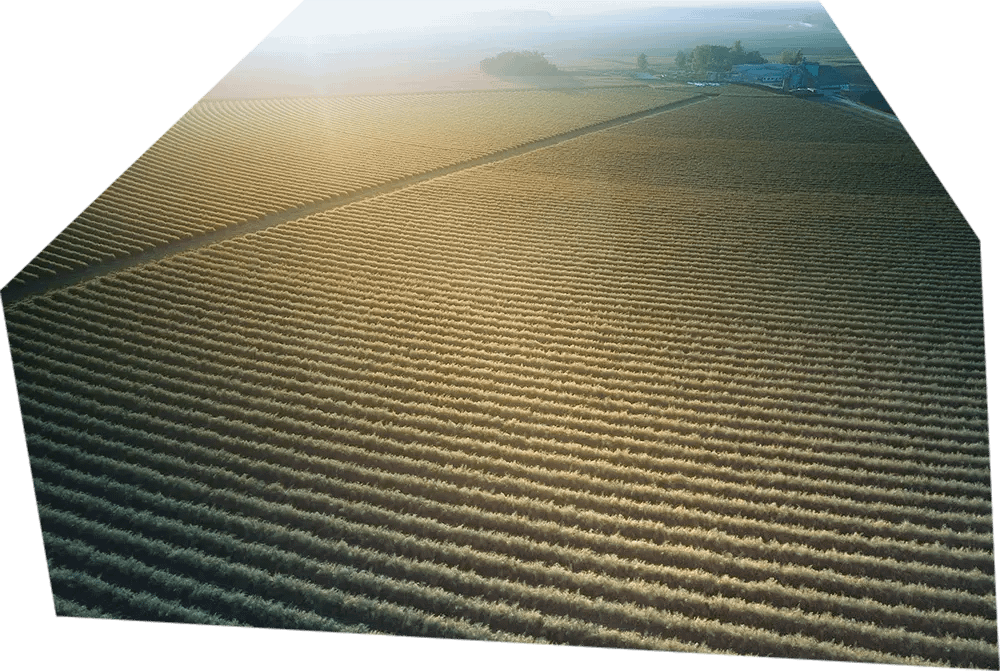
211 0 842 98
269 0 819 36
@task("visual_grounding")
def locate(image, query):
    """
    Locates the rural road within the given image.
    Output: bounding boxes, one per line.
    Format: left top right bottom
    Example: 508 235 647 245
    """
822 94 900 124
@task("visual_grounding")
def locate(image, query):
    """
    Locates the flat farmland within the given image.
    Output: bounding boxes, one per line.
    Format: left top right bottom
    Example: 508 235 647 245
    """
9 87 694 286
4 89 994 668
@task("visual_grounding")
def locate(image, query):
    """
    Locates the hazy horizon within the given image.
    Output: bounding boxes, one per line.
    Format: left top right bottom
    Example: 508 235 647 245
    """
268 0 825 38
212 0 841 99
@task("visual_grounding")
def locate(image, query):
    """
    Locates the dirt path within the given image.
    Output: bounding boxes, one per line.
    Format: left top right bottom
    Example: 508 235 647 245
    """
2 92 714 306
827 96 903 123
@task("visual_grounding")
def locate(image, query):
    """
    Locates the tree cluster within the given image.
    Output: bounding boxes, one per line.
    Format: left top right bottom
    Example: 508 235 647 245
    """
676 41 767 73
777 49 805 65
480 51 560 76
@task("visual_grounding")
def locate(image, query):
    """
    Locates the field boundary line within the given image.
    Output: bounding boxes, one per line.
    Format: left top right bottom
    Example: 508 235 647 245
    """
2 93 713 305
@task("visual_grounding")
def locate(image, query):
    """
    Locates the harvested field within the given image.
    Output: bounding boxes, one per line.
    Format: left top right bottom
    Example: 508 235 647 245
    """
4 90 994 668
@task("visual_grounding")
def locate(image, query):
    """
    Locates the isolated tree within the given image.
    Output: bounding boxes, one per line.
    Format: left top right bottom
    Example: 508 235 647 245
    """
675 50 688 69
637 52 648 72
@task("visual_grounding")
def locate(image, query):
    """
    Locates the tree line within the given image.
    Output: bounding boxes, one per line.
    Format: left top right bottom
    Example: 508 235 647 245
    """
480 50 560 76
671 42 804 73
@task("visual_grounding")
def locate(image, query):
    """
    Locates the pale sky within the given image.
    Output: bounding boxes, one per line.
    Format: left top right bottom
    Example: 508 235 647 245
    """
268 0 818 37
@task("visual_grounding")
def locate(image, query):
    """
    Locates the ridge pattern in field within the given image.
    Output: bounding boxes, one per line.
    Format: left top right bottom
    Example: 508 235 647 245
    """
8 87 693 287
6 91 995 667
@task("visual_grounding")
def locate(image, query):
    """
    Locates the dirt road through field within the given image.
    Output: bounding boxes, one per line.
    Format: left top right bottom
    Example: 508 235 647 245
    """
824 95 900 125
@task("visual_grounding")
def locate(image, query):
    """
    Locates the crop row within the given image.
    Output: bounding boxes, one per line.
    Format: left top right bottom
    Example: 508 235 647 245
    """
17 363 994 574
74 265 989 453
25 437 996 667
181 190 982 362
10 309 992 516
29 440 989 660
10 286 992 490
9 312 989 502
164 243 982 400
76 231 985 398
46 528 528 644
18 386 993 601
10 292 989 472
74 278 974 430
26 423 992 619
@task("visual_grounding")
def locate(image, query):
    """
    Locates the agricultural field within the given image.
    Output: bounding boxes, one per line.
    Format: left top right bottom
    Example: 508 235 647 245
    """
8 87 694 288
3 87 995 669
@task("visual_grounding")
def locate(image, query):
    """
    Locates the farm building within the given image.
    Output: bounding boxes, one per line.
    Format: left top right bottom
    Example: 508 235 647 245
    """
731 61 851 93
813 63 851 89
730 63 809 90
